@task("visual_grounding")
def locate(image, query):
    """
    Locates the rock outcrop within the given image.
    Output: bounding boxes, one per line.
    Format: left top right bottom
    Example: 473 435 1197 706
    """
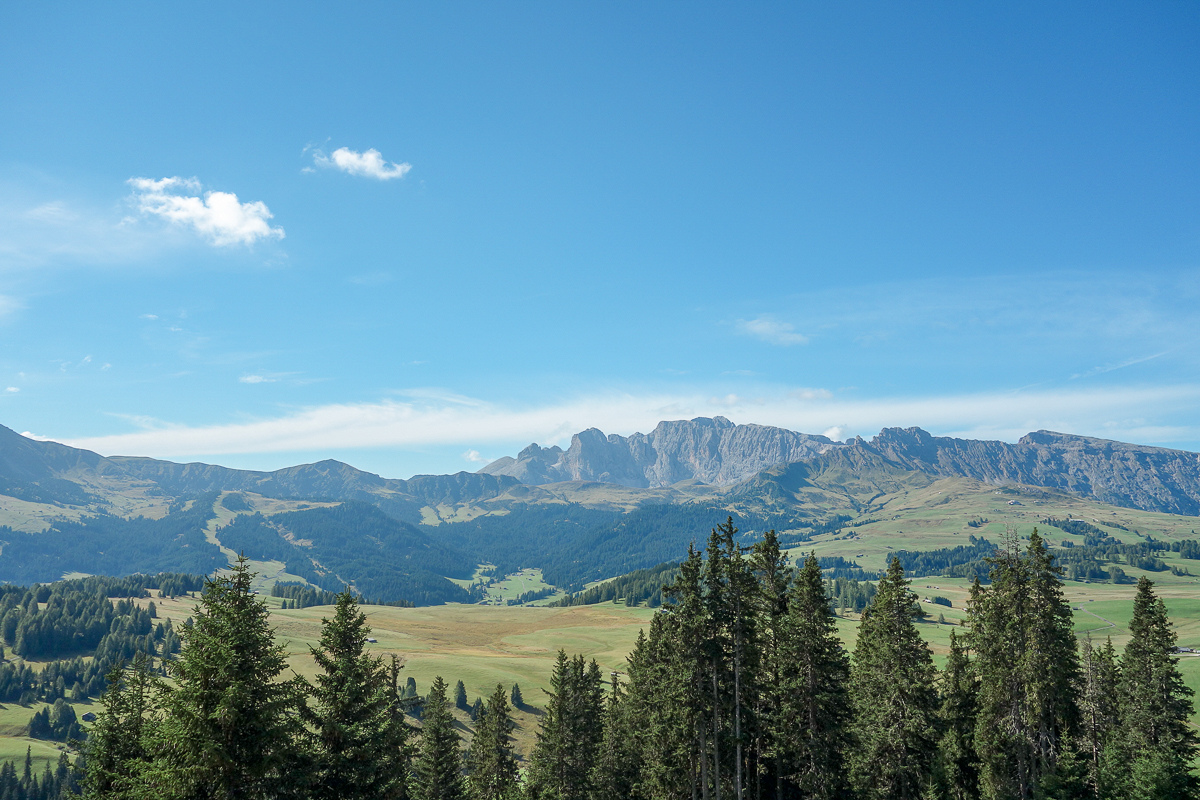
479 416 843 488
852 427 1200 516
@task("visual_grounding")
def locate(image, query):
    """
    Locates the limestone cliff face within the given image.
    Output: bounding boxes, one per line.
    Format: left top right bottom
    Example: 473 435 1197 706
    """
855 427 1200 516
478 416 843 488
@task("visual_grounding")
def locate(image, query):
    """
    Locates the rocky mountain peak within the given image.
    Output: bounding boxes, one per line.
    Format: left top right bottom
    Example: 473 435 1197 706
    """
478 417 842 488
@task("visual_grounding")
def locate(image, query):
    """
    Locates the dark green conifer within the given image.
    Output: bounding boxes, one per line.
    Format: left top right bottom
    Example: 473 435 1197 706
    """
455 680 469 711
466 684 518 800
779 553 851 800
509 683 523 709
155 555 305 800
82 656 161 800
525 650 604 800
750 530 791 799
849 556 938 800
969 531 1080 799
1112 577 1198 799
590 671 643 800
415 676 465 800
1076 636 1120 797
303 590 411 800
934 630 979 800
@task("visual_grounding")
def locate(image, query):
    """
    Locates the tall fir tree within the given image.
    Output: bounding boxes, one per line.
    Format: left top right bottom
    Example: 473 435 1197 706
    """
303 590 411 800
778 553 851 800
156 555 305 800
415 677 465 800
849 556 939 800
82 652 162 800
466 684 518 800
1112 577 1198 800
968 531 1081 800
526 651 604 800
1076 637 1119 798
934 630 980 800
750 530 791 800
589 671 643 800
623 617 694 800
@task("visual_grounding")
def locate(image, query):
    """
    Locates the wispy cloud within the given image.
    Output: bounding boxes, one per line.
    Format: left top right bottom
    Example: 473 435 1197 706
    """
736 316 808 346
128 177 285 246
1070 351 1170 380
462 449 487 463
54 384 1200 461
312 147 412 180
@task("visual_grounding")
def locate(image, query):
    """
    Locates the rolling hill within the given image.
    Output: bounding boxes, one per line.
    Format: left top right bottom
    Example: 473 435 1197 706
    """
1 418 1199 604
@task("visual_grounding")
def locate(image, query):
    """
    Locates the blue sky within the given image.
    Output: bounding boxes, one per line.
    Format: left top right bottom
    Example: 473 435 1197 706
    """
2 2 1199 479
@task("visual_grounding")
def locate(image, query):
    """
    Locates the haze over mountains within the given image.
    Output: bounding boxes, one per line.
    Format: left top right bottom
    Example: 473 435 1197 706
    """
4 417 1200 519
2 417 1200 600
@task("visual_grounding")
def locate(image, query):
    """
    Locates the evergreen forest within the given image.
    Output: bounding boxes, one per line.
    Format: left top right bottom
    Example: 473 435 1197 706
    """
52 522 1198 800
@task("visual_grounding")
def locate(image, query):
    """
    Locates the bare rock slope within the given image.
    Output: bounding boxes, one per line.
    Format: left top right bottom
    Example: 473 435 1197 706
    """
479 416 844 488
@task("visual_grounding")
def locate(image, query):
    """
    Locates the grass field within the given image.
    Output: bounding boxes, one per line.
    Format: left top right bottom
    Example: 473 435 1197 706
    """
3 572 1200 769
2 475 1200 770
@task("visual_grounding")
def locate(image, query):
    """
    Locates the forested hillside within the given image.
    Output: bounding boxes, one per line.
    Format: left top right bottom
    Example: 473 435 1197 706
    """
429 503 798 591
218 501 473 604
0 497 225 583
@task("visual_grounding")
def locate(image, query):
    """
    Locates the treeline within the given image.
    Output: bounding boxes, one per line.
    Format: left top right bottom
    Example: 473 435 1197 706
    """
77 524 1197 800
78 560 425 799
0 749 77 800
507 588 555 606
0 575 192 706
527 522 1197 800
893 535 997 580
433 503 796 592
0 574 197 659
552 562 680 608
271 581 415 609
218 501 471 604
1048 527 1193 582
0 496 226 584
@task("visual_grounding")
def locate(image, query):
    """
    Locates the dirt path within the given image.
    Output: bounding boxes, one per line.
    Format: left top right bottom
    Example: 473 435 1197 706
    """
1078 606 1116 633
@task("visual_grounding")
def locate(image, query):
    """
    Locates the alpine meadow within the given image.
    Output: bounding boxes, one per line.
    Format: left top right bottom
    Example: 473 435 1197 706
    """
3 3 1200 800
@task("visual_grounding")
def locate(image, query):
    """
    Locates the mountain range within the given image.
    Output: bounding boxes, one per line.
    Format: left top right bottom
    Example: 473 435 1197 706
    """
1 417 1199 599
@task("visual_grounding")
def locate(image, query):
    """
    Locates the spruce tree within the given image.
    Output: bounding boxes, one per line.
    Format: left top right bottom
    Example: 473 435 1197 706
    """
465 684 518 800
156 556 304 800
1077 637 1119 797
526 651 604 800
622 618 692 800
750 530 791 799
455 680 469 711
415 676 465 800
1112 577 1197 799
968 531 1080 800
849 556 938 800
590 671 643 800
777 553 850 800
510 683 523 709
303 590 411 800
934 631 979 800
82 652 162 800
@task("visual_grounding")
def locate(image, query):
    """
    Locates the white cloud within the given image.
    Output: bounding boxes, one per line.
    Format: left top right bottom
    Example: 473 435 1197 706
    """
239 375 274 384
736 316 808 346
462 449 487 463
53 384 1200 461
128 177 285 246
140 314 159 320
822 425 846 441
4 387 18 393
0 295 21 317
312 147 412 180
